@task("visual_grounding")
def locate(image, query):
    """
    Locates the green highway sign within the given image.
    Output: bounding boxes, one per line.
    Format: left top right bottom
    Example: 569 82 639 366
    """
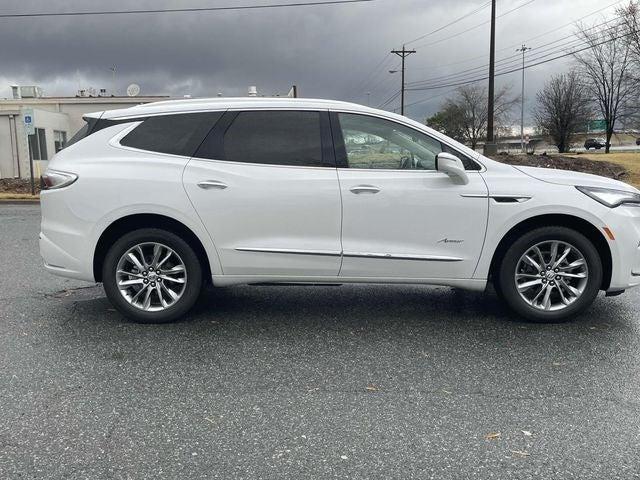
588 119 606 131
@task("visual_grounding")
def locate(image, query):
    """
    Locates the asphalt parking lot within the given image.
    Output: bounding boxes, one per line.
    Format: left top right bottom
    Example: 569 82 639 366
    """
1 204 639 479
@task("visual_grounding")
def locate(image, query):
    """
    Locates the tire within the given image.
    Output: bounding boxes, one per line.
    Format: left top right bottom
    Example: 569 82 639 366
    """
102 228 203 323
498 226 602 323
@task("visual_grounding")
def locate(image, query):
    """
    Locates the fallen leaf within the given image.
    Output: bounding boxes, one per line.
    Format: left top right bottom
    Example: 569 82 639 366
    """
511 450 531 457
485 432 501 440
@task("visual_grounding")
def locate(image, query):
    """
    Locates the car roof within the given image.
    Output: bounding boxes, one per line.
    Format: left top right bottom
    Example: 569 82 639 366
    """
93 97 381 120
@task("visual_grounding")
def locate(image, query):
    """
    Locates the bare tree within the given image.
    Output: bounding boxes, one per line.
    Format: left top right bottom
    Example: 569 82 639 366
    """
534 71 592 153
427 84 518 149
618 1 640 61
618 2 640 129
457 84 519 149
574 20 637 153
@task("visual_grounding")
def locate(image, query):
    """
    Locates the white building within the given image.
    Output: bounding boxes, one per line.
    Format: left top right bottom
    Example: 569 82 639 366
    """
0 85 169 179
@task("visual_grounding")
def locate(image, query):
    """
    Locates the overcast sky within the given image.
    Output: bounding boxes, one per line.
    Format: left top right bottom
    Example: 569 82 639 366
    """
0 0 618 124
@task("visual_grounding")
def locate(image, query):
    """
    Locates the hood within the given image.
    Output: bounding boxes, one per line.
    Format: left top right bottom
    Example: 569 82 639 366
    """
514 165 638 193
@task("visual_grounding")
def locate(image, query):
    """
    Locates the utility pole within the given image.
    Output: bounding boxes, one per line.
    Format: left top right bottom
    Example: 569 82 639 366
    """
391 45 416 116
109 65 117 96
516 44 531 153
483 0 497 155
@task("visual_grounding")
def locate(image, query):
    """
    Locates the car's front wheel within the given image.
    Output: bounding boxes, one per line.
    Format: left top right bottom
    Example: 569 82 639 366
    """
498 226 602 322
103 228 203 323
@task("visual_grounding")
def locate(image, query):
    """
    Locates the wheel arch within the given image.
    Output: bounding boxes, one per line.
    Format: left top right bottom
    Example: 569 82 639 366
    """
93 213 212 283
488 213 612 290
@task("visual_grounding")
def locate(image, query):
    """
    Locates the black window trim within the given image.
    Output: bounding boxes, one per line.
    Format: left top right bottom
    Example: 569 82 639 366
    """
193 109 336 169
329 111 484 172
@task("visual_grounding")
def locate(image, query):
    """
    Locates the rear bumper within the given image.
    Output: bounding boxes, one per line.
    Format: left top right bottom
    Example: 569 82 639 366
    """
39 190 96 283
39 231 93 281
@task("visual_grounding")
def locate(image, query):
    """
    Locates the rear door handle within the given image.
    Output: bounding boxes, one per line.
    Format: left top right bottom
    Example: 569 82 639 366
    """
350 185 380 194
197 180 228 190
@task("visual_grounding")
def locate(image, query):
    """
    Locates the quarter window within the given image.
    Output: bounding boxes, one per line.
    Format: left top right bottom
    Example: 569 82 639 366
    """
120 112 223 157
222 111 324 167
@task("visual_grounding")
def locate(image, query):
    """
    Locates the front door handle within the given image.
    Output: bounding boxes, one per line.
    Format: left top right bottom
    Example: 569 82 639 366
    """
350 185 380 194
197 180 228 190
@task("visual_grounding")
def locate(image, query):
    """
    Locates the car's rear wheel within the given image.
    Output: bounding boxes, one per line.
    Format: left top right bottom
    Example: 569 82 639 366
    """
103 228 203 323
498 226 602 322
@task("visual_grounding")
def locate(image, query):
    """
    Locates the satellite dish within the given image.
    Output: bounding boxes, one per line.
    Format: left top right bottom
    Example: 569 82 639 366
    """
126 83 140 97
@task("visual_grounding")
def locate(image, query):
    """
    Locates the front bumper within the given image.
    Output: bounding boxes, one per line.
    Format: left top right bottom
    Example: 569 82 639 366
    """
603 204 640 292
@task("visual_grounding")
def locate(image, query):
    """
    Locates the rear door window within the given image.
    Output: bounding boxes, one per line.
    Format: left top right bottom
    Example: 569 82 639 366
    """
220 111 326 167
120 112 223 157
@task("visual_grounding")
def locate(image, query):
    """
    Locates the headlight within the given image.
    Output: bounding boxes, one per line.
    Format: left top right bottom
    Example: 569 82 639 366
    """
576 185 640 208
41 169 78 190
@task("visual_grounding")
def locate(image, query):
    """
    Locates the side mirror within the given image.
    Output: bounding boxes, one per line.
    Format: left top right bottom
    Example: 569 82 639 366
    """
436 152 469 185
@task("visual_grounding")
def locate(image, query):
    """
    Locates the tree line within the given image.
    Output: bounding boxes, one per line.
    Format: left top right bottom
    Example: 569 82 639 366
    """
425 2 640 154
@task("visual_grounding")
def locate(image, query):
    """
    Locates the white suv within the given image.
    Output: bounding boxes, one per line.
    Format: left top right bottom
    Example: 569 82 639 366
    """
40 98 640 323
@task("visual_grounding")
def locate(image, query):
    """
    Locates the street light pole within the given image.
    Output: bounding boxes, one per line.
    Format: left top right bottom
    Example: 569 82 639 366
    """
391 45 416 116
516 44 531 153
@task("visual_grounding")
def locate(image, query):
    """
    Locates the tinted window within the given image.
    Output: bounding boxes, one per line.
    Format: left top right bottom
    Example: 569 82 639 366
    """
121 112 223 157
64 117 142 150
223 111 323 167
65 117 98 148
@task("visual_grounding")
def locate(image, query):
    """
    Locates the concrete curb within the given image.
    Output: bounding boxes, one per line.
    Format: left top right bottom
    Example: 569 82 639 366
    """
0 198 40 204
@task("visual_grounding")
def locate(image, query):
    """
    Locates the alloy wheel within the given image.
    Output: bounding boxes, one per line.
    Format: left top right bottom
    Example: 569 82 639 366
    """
515 240 589 312
115 242 187 311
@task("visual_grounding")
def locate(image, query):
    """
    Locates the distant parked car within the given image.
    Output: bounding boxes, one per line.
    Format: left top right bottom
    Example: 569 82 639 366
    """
584 138 606 150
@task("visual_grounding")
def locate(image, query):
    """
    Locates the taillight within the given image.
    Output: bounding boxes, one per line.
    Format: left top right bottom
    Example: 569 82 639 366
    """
41 169 78 190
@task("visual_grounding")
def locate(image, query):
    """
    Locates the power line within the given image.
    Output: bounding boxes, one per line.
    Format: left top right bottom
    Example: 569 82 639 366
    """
351 0 623 104
411 0 538 50
349 53 395 100
0 0 375 18
404 1 492 45
410 0 625 74
377 90 401 109
406 16 623 89
406 28 632 93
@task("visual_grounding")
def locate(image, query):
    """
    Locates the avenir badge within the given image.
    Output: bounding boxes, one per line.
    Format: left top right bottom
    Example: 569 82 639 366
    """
438 238 464 244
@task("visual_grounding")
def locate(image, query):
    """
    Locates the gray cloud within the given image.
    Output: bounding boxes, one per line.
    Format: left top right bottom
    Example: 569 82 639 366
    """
0 0 606 122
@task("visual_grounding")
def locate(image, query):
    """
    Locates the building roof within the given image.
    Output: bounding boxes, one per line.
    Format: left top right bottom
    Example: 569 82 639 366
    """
0 95 169 106
98 97 376 119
